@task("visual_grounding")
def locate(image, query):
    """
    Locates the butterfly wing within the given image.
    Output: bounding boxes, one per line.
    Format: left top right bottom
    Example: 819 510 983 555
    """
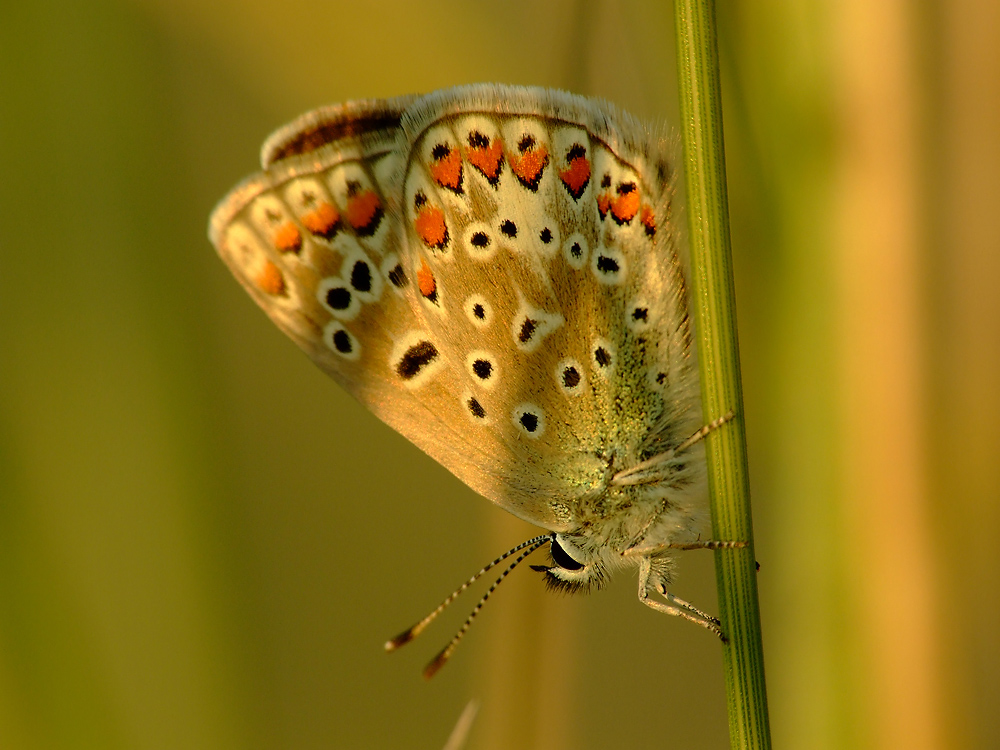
210 86 700 537
392 85 701 534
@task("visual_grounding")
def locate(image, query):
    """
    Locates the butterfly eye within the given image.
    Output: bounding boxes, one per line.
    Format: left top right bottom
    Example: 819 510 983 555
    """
550 536 585 571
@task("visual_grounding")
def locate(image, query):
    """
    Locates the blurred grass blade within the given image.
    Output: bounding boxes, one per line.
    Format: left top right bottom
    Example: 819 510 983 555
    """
442 700 479 750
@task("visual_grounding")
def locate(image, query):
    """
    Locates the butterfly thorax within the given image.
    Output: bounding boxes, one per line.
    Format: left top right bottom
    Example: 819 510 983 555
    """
532 430 707 594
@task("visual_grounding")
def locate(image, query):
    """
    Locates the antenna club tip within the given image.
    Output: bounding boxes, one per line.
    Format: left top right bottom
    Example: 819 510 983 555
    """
422 650 450 680
385 629 417 652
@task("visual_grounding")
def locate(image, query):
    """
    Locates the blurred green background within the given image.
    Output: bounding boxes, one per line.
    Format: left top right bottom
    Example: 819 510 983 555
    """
1 0 997 748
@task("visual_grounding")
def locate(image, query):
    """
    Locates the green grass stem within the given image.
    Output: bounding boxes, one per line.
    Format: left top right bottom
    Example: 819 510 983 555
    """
673 1 773 748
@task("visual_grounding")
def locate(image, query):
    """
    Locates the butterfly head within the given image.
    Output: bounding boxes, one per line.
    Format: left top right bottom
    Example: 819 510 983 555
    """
531 533 612 593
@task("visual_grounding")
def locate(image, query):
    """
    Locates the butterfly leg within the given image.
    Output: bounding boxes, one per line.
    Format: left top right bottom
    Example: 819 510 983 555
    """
661 592 719 625
624 538 746 557
637 557 726 640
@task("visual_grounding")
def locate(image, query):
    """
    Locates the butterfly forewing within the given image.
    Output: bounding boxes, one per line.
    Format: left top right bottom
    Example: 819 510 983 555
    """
210 101 468 471
209 94 547 526
210 99 411 394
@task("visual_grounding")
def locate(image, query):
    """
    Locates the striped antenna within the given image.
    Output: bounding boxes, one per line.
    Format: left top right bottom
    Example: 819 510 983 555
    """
421 535 551 679
384 534 550 653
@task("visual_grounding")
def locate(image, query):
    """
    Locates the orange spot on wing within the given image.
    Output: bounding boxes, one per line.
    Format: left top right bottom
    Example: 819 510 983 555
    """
596 193 611 219
641 204 656 236
302 201 339 238
417 257 436 298
430 148 463 190
466 141 503 181
559 156 591 198
611 189 640 223
346 190 381 230
273 222 302 253
508 145 549 186
414 205 448 248
256 261 286 296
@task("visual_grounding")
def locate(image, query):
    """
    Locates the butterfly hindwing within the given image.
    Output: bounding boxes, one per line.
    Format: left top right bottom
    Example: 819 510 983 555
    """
394 85 700 535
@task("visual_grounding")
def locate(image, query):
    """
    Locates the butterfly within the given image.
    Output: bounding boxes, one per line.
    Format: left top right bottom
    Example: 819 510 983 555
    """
209 84 741 676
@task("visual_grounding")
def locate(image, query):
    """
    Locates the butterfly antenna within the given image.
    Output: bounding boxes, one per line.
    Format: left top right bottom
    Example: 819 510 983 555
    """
674 411 735 454
384 535 550 653
422 535 551 680
611 411 735 486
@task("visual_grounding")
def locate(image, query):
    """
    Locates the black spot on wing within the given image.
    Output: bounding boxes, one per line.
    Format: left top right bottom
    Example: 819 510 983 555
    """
396 341 439 380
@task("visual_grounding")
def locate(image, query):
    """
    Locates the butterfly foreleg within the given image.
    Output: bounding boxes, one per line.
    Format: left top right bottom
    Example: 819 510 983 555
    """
636 556 726 641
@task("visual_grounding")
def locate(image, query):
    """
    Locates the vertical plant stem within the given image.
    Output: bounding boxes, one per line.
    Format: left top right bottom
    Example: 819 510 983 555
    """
673 1 772 748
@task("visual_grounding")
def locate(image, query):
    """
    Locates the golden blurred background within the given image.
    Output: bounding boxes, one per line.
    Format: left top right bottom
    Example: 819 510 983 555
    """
1 0 996 748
